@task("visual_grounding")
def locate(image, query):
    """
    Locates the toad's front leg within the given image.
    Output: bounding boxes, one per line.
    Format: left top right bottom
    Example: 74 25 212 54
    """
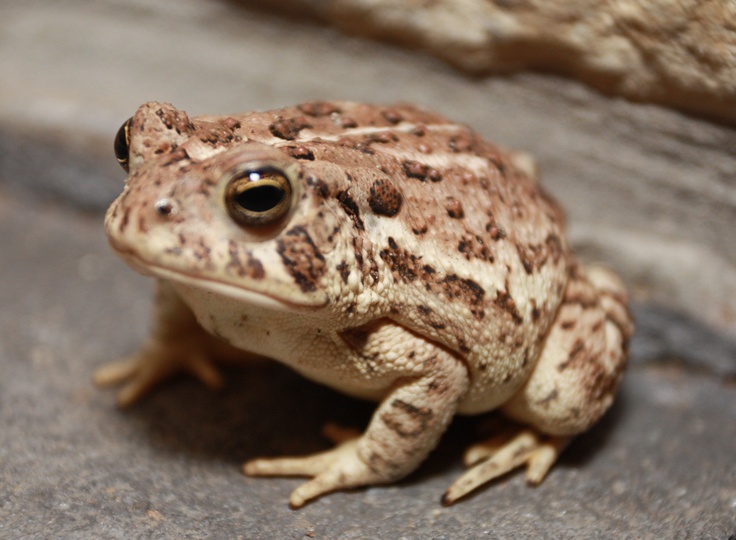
93 280 237 406
244 339 469 507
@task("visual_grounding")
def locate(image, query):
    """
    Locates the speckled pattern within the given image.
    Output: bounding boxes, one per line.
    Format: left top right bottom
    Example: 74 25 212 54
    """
97 101 633 507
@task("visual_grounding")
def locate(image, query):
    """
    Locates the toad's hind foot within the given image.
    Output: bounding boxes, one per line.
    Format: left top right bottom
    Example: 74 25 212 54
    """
442 429 569 505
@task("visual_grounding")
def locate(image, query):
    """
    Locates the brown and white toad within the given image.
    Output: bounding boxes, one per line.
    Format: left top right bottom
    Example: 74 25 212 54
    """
95 101 633 507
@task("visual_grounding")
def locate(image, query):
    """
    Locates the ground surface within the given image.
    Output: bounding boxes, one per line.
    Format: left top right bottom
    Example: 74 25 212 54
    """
0 0 735 538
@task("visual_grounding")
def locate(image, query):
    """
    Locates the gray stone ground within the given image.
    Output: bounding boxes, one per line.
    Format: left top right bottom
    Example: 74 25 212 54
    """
1 1 735 538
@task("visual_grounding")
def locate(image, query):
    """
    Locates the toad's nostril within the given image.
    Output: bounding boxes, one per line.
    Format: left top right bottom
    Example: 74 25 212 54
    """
154 199 176 217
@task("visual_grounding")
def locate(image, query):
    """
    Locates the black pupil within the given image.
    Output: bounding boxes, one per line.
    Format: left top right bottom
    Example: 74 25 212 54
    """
237 184 284 213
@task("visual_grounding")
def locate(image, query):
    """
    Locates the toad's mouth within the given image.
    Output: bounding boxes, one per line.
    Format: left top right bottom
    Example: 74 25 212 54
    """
111 246 327 312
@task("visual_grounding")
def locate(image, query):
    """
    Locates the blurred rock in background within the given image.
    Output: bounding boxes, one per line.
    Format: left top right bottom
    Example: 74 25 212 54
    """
257 0 736 123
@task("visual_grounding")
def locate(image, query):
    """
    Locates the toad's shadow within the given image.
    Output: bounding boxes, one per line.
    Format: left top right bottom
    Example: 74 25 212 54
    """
121 358 629 490
125 361 372 464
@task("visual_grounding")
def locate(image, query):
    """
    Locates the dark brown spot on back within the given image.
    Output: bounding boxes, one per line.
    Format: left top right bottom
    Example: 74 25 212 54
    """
337 190 364 230
411 124 427 136
369 178 403 217
448 131 475 153
340 117 358 128
368 131 399 144
485 220 506 241
198 123 234 145
351 141 375 155
382 108 404 124
402 160 442 182
285 145 315 160
458 235 493 262
516 234 564 274
269 116 311 140
298 102 341 117
440 275 485 320
223 117 241 130
379 239 423 283
445 198 464 219
495 288 523 324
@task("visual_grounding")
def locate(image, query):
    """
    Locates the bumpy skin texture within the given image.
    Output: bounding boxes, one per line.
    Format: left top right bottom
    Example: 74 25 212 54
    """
97 101 633 507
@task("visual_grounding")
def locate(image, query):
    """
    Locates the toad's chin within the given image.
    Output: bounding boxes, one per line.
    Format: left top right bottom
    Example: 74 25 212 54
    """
111 247 326 312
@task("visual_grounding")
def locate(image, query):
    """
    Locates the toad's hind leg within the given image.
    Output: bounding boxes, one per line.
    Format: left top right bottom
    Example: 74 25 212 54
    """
444 263 633 504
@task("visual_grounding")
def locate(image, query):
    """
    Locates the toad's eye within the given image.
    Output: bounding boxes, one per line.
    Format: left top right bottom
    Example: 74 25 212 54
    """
224 166 294 227
114 117 132 173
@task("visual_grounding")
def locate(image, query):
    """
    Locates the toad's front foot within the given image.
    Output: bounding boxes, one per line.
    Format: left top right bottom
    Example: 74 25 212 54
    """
93 340 223 407
442 428 569 505
93 280 227 407
243 424 388 508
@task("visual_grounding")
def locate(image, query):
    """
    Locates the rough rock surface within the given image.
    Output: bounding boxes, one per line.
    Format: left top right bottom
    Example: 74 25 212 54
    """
255 0 736 123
